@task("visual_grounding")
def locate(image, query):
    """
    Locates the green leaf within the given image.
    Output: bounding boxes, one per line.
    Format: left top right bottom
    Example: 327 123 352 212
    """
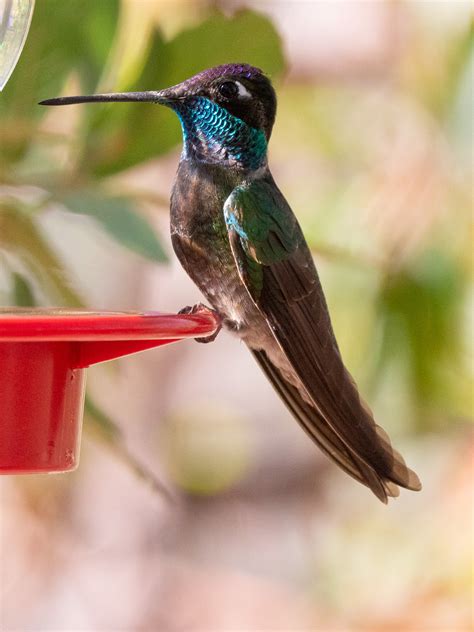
0 0 120 162
62 191 168 263
84 395 121 443
375 249 466 429
0 204 83 306
164 8 286 80
12 272 36 307
84 395 172 500
84 9 285 176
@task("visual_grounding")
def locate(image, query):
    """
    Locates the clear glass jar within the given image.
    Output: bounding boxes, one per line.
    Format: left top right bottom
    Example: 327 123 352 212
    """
0 0 35 90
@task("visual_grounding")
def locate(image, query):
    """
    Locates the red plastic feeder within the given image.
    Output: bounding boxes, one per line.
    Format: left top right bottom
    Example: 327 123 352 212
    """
0 308 218 474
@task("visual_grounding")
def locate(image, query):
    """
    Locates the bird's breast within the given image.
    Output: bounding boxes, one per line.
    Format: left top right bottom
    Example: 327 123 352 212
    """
170 160 257 329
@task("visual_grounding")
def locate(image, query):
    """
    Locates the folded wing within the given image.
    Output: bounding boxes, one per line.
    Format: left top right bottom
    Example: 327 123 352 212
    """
224 176 421 501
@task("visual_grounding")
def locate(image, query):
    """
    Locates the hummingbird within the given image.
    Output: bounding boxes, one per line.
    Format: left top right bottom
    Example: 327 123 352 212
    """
41 63 421 502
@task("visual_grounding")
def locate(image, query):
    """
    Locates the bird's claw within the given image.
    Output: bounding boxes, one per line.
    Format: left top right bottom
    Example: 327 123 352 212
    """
178 303 222 343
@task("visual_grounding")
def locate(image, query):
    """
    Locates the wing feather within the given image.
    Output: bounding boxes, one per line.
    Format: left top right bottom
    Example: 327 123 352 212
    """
224 177 421 496
251 349 399 502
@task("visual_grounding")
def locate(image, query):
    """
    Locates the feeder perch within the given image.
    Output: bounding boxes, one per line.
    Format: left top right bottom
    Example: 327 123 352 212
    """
0 308 218 474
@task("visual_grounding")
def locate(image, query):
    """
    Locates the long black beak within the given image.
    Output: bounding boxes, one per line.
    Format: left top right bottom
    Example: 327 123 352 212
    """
39 90 172 107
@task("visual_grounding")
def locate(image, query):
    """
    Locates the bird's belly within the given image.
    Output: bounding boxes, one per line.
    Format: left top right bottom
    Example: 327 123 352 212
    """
172 217 301 395
172 228 257 329
170 159 281 347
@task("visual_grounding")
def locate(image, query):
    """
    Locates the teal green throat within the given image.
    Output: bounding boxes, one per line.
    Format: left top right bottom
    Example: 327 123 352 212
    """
174 97 267 170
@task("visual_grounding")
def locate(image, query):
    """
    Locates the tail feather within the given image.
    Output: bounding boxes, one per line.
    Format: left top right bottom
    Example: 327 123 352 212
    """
251 349 418 502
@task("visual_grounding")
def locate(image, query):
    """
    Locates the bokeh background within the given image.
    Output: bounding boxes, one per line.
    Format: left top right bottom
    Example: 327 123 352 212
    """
1 1 472 630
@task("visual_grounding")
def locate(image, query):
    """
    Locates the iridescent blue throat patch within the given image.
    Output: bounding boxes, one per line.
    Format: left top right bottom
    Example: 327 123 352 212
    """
173 97 267 170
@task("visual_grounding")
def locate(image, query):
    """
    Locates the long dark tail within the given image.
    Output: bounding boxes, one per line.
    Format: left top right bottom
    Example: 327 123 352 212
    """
251 349 420 503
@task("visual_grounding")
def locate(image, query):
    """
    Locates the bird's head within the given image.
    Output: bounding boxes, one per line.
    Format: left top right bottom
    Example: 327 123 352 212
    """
40 64 277 170
164 64 277 141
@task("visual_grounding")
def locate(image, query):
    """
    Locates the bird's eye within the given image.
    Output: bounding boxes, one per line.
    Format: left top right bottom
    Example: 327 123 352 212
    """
217 81 239 99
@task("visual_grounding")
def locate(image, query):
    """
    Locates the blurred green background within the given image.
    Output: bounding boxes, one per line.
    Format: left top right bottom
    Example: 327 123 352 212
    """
0 1 472 630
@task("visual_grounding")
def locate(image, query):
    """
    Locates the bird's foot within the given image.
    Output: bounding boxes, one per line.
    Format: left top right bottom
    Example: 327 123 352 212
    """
178 303 222 343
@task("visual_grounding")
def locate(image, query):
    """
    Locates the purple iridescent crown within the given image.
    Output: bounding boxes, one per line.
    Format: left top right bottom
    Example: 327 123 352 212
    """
180 64 265 89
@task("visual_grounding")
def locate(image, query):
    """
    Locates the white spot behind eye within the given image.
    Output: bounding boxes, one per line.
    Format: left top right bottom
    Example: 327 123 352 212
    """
235 81 252 99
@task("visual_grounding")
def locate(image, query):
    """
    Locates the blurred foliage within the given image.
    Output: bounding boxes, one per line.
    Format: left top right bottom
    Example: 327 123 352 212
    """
270 17 473 433
0 0 472 477
376 250 468 429
0 203 83 305
11 271 35 307
84 395 173 499
0 0 285 478
0 1 285 292
402 12 473 122
162 404 253 495
61 190 167 262
82 9 285 175
0 0 120 146
1 4 471 630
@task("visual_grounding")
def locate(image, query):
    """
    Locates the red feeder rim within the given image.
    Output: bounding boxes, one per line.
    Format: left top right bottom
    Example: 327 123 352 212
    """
0 307 217 340
0 307 218 475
